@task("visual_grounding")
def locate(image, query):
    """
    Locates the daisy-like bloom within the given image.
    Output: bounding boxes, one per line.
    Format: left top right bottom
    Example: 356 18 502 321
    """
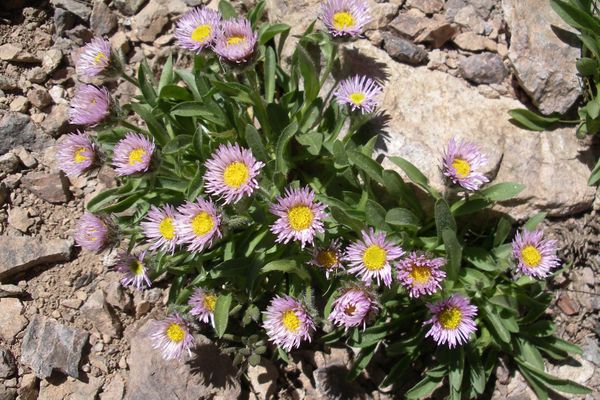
213 17 258 63
329 288 378 330
112 133 155 176
115 251 151 290
263 295 316 352
269 186 328 249
74 212 111 252
56 131 96 177
76 37 112 77
308 239 344 278
204 143 265 205
334 75 383 113
441 137 489 191
188 288 218 326
321 0 370 37
424 294 477 349
69 84 111 126
175 197 222 253
512 229 560 279
397 252 447 298
140 205 178 253
345 228 404 287
149 313 195 361
174 7 221 53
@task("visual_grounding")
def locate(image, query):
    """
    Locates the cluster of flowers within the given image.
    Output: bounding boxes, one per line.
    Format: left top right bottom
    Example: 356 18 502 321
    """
60 0 562 361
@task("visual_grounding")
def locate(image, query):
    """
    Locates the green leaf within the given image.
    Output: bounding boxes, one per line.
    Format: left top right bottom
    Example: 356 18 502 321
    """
262 259 310 281
448 347 464 391
365 200 388 229
508 109 561 131
442 228 462 281
406 374 443 399
388 156 429 188
550 0 600 34
170 101 226 126
218 0 237 19
296 44 319 104
244 124 269 162
482 305 511 343
348 151 384 184
162 135 193 155
347 346 375 381
275 120 299 173
462 247 498 271
214 293 233 338
248 0 266 26
466 348 486 395
576 57 598 76
259 23 291 45
330 206 364 233
435 198 457 238
158 54 173 92
385 208 420 230
296 131 323 155
517 358 592 395
524 212 547 231
480 182 525 201
137 61 157 106
159 85 193 101
588 157 600 185
264 46 276 103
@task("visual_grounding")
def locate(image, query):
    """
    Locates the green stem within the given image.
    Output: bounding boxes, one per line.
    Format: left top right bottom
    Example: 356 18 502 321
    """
121 72 139 87
120 120 146 134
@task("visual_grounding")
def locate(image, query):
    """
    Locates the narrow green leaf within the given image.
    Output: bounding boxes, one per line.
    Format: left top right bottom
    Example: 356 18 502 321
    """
385 208 420 230
448 347 464 391
576 57 598 76
244 124 269 162
524 212 547 231
550 0 600 33
347 346 376 381
442 228 462 281
406 374 443 399
275 120 299 173
218 0 237 19
348 151 384 184
296 44 319 104
158 54 173 92
480 182 525 201
388 156 429 187
517 358 592 395
508 109 560 131
588 157 600 185
214 293 233 338
262 259 310 281
259 23 291 45
137 62 157 106
435 198 457 237
264 46 276 103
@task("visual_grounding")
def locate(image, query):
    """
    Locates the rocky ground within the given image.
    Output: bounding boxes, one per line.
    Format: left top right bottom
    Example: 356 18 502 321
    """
0 0 598 399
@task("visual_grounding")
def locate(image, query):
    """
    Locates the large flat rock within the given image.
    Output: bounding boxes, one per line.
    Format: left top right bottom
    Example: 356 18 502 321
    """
0 236 73 279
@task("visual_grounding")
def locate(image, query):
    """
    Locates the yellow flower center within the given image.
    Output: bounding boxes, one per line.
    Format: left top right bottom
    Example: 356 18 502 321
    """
452 158 471 178
191 211 214 237
316 249 338 269
282 309 300 332
191 24 212 43
287 205 314 231
94 51 108 64
344 304 356 316
227 35 246 46
128 148 146 166
159 217 175 240
203 294 217 312
438 307 462 330
165 323 185 343
349 92 366 105
333 11 356 30
223 161 250 188
521 245 542 268
409 265 431 285
129 260 144 276
362 245 387 271
73 148 89 164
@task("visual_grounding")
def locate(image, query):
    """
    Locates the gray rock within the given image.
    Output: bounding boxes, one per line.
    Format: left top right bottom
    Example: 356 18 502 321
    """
9 97 29 113
100 375 124 400
7 207 33 233
0 348 16 379
132 0 170 43
105 279 132 311
247 358 278 398
91 1 118 36
0 298 28 343
42 49 63 73
0 386 16 400
0 76 18 91
459 52 507 84
38 375 103 400
0 113 41 156
17 374 38 400
365 2 400 31
53 8 77 35
453 32 497 52
41 104 70 138
26 67 49 84
390 10 456 48
21 316 89 379
313 365 368 399
80 290 122 339
112 0 148 15
27 87 52 110
382 33 428 65
125 320 241 400
0 153 20 174
503 0 581 115
453 5 485 34
13 147 37 169
0 236 73 280
21 171 71 203
50 0 91 20
406 0 443 14
0 284 26 299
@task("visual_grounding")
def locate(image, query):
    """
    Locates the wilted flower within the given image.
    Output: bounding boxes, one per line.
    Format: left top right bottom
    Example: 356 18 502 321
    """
174 7 221 53
334 75 382 113
329 288 378 330
115 251 151 290
204 143 264 205
424 294 477 348
76 37 112 77
321 0 370 37
69 84 111 126
309 239 344 278
149 313 194 361
512 229 560 279
56 131 96 177
188 288 218 326
141 205 178 253
269 186 328 249
397 252 446 298
213 17 258 63
74 212 111 252
442 137 489 191
112 133 155 176
175 198 222 253
263 295 315 352
345 228 404 287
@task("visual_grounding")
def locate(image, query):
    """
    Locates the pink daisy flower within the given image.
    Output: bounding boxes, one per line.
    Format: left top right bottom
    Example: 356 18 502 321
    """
204 143 264 205
321 0 370 37
334 75 382 113
442 137 489 191
74 212 112 252
397 252 446 298
345 228 404 287
512 229 560 279
329 288 378 330
69 84 111 126
149 313 195 361
56 131 96 177
308 239 344 278
76 37 112 77
263 295 315 352
424 294 478 348
115 251 151 290
188 288 217 327
140 205 178 253
213 17 258 63
112 133 155 176
174 197 222 253
269 186 328 249
174 7 221 53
